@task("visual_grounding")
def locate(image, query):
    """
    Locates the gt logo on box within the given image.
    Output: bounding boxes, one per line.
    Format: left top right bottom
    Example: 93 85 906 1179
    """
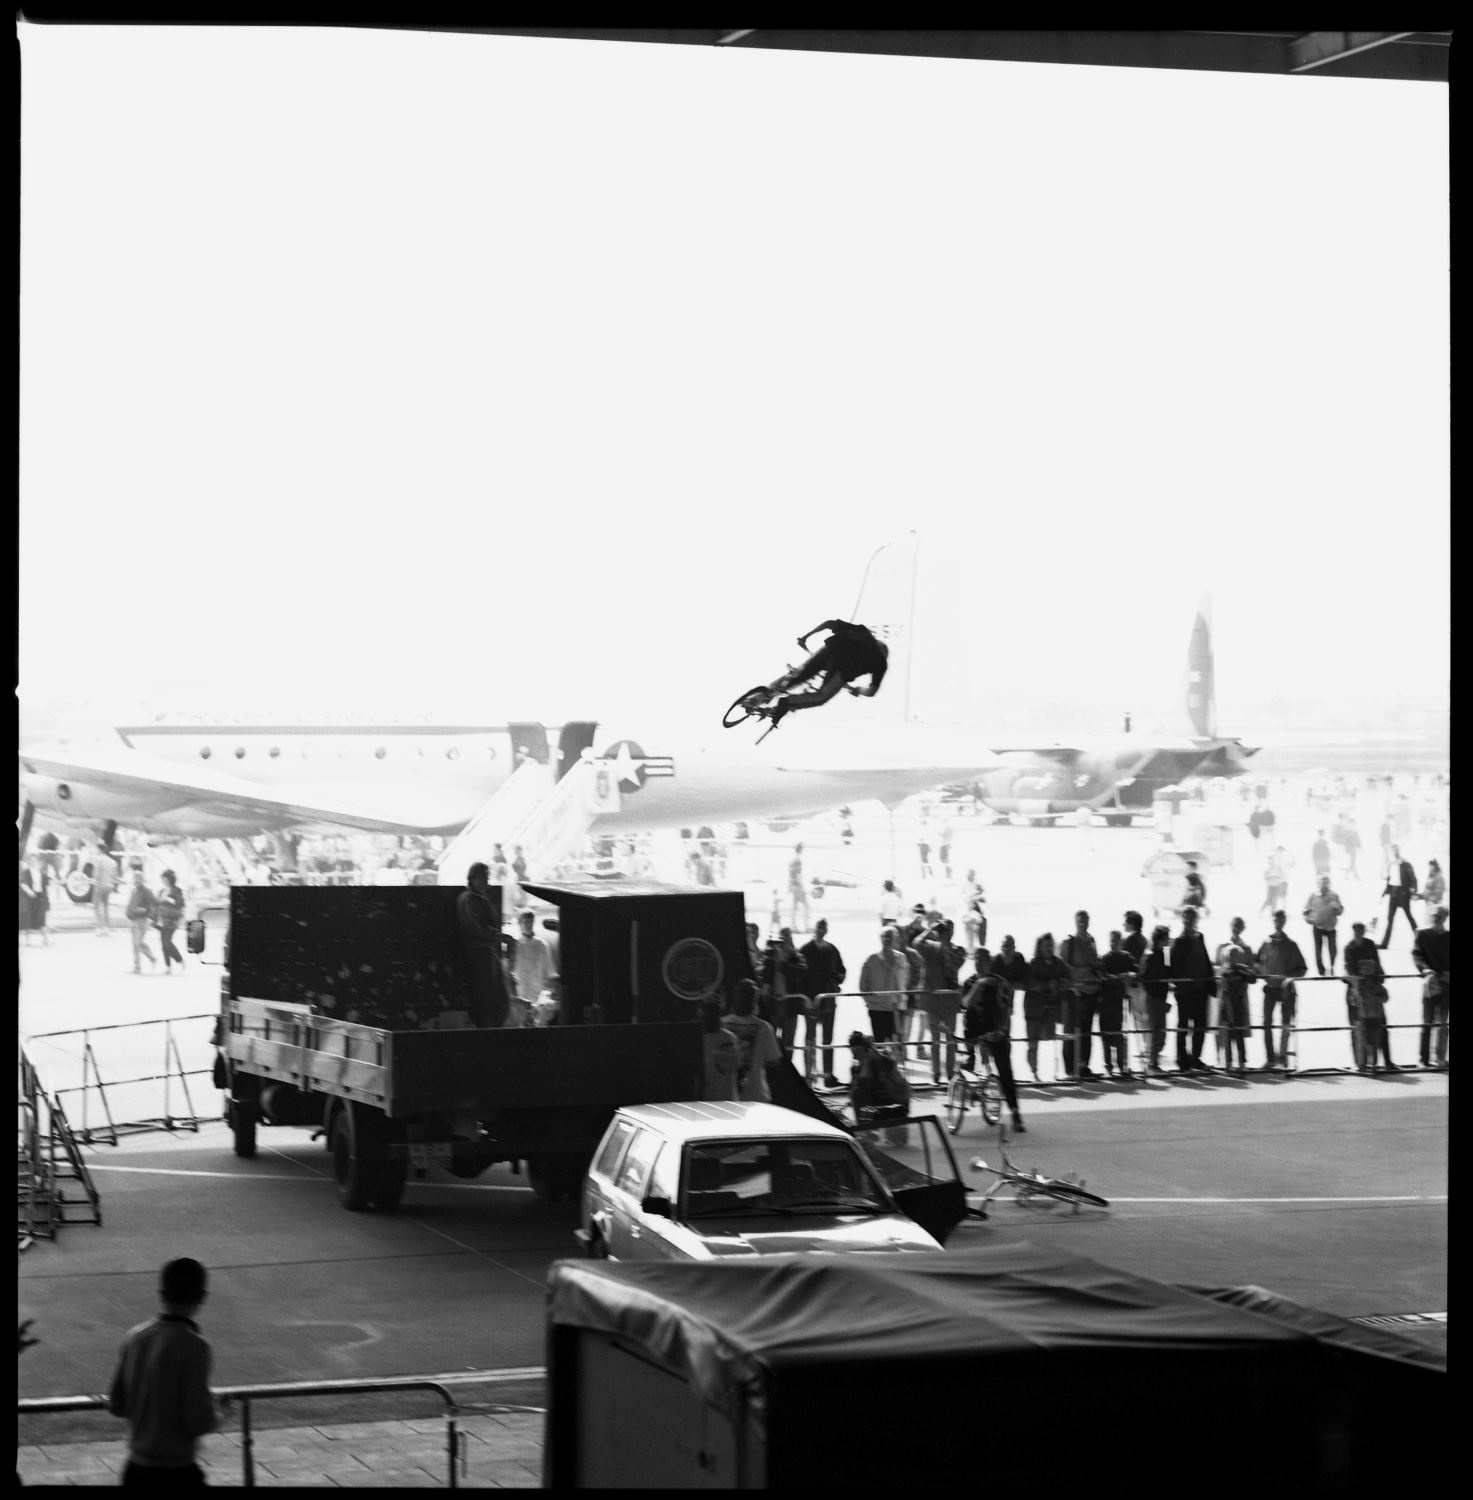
661 938 725 1001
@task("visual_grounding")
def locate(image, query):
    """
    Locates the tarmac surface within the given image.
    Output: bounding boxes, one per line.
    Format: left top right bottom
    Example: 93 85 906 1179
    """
18 784 1449 1486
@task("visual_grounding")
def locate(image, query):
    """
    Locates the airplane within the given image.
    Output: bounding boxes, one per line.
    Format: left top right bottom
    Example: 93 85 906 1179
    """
17 534 1006 889
967 600 1260 827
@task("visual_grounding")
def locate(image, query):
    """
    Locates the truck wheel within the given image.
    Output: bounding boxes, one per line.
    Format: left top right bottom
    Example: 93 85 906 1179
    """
370 1123 409 1213
227 1093 258 1159
331 1106 377 1211
528 1153 587 1203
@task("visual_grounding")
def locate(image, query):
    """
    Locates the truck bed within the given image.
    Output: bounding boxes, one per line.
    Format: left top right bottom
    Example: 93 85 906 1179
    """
225 997 703 1118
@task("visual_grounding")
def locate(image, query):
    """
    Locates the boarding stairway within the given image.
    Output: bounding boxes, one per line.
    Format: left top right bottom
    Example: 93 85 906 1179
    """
18 1050 101 1250
437 754 619 888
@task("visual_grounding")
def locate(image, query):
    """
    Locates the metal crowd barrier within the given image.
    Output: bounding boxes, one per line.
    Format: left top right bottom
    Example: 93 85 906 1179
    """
15 1376 528 1488
22 1014 218 1144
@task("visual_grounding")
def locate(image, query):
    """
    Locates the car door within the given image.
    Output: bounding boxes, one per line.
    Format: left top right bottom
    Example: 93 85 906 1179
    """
849 1113 966 1245
605 1126 665 1260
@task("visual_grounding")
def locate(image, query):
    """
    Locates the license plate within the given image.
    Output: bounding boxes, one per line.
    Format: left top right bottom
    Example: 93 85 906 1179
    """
410 1143 453 1172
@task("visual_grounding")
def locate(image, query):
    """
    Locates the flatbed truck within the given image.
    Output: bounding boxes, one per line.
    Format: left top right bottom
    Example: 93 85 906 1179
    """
214 880 747 1208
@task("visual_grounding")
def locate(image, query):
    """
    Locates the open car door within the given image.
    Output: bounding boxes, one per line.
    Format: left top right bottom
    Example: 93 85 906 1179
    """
849 1113 967 1245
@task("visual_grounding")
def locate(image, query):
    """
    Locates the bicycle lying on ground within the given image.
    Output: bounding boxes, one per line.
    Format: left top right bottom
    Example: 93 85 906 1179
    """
965 1119 1109 1217
945 1054 1004 1133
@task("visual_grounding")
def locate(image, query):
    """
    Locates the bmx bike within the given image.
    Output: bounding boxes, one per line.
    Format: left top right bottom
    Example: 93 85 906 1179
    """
945 1053 1004 1133
965 1118 1108 1218
722 661 865 741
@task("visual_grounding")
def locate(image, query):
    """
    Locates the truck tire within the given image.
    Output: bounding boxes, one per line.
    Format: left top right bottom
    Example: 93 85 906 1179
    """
228 1097 258 1158
370 1121 409 1213
331 1104 383 1211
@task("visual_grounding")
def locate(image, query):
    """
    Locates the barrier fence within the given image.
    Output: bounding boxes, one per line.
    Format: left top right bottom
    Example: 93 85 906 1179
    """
16 1376 546 1488
792 974 1447 1089
23 1014 218 1144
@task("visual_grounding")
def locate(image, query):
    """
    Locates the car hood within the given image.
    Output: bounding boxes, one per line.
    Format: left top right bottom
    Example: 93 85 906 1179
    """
692 1211 942 1257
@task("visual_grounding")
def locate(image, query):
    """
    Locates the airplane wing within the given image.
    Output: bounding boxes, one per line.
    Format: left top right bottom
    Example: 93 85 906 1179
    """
19 745 431 835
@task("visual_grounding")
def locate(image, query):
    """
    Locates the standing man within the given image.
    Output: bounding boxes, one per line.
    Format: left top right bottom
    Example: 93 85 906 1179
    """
786 844 810 933
1342 820 1363 879
1311 830 1332 882
1121 911 1150 1069
455 863 510 1029
1260 845 1292 916
1023 934 1071 1083
1303 875 1345 977
1139 925 1173 1075
1097 931 1139 1079
511 909 555 1024
916 918 966 1084
1059 911 1103 1081
699 999 740 1101
1170 907 1216 1073
723 980 782 1102
761 928 809 1060
107 1257 217 1488
1342 921 1384 1072
125 871 158 974
798 918 846 1087
858 927 908 1044
1379 846 1419 949
1213 917 1256 1076
92 841 119 936
1257 910 1308 1071
1411 906 1450 1069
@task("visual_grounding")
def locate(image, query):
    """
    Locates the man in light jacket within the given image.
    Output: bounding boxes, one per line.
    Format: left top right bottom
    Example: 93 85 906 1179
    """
858 927 908 1044
1302 875 1345 977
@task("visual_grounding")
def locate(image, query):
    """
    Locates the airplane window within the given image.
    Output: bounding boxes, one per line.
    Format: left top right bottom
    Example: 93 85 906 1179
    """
446 747 460 760
234 747 246 759
269 747 280 759
199 746 212 759
375 747 387 760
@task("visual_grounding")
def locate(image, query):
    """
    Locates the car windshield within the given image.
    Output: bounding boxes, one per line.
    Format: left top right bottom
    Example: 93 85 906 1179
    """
682 1137 890 1218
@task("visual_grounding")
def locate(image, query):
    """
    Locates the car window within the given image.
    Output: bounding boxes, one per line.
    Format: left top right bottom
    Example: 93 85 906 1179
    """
683 1137 888 1217
645 1143 676 1203
614 1128 662 1198
593 1120 635 1181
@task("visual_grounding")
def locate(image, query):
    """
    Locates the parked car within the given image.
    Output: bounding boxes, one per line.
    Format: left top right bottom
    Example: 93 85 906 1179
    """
577 1101 951 1261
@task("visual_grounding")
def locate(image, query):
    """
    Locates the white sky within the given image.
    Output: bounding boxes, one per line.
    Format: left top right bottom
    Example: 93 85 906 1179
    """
19 28 1449 735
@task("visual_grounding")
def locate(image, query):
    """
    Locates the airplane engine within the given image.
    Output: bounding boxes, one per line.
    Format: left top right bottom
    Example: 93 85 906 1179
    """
19 775 171 822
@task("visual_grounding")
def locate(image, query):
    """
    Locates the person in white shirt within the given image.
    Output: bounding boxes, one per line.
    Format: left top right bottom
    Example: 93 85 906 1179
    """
511 909 554 1022
722 981 783 1101
858 927 909 1044
700 999 741 1101
877 879 904 926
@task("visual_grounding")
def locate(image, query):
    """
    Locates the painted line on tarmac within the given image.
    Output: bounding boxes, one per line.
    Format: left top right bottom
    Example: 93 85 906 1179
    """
1107 1194 1447 1204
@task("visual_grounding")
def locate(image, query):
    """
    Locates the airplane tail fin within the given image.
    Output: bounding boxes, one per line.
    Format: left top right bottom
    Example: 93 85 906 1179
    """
1183 596 1217 738
845 531 920 725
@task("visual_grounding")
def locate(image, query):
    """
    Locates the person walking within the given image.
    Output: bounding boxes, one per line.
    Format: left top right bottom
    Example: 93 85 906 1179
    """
1170 907 1216 1073
107 1257 217 1489
1059 911 1103 1081
1311 831 1332 882
1257 910 1308 1071
798 918 846 1086
786 844 810 933
155 871 186 975
1342 820 1363 879
961 874 987 955
1213 917 1256 1076
1139 925 1173 1074
1411 907 1450 1069
1022 933 1070 1082
1260 846 1292 916
858 927 909 1044
92 842 119 936
1302 875 1345 977
125 871 159 974
1420 859 1446 919
1379 846 1419 949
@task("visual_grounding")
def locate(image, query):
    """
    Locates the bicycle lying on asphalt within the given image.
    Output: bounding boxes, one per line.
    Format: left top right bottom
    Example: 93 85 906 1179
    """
966 1118 1109 1217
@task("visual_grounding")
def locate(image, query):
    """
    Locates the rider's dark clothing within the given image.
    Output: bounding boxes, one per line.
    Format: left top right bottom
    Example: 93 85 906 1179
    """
771 622 889 719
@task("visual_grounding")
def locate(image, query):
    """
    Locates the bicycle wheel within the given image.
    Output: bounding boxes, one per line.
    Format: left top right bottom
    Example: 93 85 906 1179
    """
944 1075 969 1134
722 685 770 729
1034 1178 1109 1209
978 1075 1003 1126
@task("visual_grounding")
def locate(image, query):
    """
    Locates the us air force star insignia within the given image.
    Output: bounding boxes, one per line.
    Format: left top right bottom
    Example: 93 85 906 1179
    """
604 741 648 791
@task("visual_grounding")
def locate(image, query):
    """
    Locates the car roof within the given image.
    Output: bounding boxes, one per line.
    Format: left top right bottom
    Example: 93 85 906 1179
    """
613 1101 851 1143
